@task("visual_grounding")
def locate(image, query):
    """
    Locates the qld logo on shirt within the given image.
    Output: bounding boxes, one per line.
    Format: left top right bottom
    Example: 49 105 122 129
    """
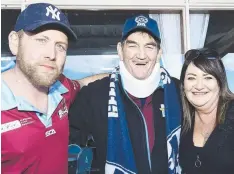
58 98 68 119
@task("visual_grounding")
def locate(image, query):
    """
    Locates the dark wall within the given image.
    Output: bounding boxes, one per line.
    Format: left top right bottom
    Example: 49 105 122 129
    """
1 9 21 56
1 9 149 56
204 11 234 57
2 9 233 57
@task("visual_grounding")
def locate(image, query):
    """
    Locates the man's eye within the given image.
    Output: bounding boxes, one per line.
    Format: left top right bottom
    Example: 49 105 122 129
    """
35 38 47 44
128 44 137 47
187 77 195 80
57 44 67 52
146 46 154 49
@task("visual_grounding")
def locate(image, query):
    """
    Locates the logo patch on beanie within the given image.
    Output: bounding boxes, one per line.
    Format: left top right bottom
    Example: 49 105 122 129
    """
135 16 148 27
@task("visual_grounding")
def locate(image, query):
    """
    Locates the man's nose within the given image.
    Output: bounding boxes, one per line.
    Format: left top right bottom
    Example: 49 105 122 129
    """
45 43 56 60
137 47 147 60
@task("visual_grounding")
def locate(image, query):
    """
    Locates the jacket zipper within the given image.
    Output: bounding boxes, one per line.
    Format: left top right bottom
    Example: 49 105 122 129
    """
123 90 152 172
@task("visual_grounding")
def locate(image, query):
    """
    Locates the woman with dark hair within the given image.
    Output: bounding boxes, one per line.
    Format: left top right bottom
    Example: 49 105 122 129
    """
179 48 234 174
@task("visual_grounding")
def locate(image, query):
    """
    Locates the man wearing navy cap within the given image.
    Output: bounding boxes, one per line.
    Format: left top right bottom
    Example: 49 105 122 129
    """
69 15 182 174
1 3 106 174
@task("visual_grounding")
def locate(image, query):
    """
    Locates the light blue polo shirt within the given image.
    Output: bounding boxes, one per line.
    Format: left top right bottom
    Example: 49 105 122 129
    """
1 79 69 128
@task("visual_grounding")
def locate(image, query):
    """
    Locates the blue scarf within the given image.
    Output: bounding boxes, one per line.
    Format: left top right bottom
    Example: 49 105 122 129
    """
105 67 182 174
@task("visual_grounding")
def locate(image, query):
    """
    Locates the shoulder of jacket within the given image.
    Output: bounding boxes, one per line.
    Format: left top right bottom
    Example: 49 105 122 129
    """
227 100 234 119
85 76 110 89
79 76 110 99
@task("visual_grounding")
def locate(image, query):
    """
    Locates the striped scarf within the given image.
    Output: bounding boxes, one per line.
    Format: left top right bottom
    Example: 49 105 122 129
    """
105 66 182 174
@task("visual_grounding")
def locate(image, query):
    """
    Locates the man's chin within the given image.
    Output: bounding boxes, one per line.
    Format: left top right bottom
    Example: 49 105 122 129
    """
32 80 55 88
30 74 60 88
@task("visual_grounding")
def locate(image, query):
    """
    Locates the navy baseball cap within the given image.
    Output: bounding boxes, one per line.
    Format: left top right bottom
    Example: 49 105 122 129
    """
14 3 77 41
122 15 160 42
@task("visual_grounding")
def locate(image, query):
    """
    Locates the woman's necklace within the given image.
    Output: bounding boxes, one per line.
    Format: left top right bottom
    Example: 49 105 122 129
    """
194 114 216 168
195 154 202 168
199 117 216 146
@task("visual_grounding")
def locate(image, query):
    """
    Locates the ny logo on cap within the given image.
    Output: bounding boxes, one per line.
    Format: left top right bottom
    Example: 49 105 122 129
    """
135 16 148 27
46 5 60 21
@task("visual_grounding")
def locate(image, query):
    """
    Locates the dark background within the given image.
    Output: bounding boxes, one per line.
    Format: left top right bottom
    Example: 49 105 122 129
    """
1 10 234 57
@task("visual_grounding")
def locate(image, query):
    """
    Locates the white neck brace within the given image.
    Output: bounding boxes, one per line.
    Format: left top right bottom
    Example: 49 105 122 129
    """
119 61 160 98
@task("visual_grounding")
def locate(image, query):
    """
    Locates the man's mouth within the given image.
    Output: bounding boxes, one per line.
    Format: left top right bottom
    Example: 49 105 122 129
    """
40 65 55 70
135 62 148 66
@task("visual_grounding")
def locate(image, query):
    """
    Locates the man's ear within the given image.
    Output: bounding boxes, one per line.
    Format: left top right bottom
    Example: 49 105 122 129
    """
117 42 124 61
8 31 20 56
156 48 163 63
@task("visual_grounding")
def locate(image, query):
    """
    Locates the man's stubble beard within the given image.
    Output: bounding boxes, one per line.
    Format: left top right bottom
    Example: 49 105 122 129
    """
17 50 64 88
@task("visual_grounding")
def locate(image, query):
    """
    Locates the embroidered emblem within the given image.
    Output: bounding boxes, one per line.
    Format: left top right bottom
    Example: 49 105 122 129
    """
160 104 165 117
58 98 68 119
45 128 56 137
46 5 60 21
1 120 21 133
135 16 148 27
1 117 35 133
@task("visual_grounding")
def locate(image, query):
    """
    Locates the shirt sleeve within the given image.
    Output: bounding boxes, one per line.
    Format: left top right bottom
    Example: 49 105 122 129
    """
60 75 81 104
68 80 80 103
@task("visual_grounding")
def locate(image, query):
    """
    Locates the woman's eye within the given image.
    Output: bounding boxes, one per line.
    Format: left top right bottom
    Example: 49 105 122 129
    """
205 76 213 80
187 77 195 80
